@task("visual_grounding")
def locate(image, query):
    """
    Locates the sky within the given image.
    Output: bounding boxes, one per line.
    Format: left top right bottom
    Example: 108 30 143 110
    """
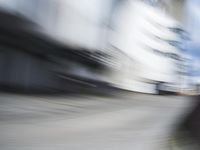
184 0 200 79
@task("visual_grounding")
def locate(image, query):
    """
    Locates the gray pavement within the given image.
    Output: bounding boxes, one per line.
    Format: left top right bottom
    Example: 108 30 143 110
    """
0 93 195 150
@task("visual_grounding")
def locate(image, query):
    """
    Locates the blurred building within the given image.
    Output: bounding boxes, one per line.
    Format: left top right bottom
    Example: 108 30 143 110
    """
0 0 114 50
107 0 189 93
0 0 193 94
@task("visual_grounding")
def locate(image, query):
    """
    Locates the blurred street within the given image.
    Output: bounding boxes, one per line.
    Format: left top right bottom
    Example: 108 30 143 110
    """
0 93 195 150
0 0 199 149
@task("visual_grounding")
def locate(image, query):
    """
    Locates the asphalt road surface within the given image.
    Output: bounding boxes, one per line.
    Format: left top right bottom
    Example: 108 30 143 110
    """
0 93 196 150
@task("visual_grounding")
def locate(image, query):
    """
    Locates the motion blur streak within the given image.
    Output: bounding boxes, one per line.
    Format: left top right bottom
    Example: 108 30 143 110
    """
0 0 200 150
